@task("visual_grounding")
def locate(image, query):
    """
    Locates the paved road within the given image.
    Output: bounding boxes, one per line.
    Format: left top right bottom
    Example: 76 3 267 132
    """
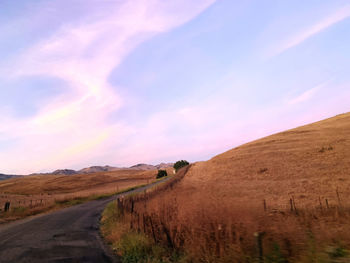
0 178 170 263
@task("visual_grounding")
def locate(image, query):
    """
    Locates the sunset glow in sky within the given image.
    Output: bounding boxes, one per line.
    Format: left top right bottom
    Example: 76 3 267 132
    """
1 0 350 174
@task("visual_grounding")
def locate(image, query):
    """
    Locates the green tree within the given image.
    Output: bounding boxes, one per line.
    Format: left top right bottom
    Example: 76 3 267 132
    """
156 169 168 179
173 160 189 172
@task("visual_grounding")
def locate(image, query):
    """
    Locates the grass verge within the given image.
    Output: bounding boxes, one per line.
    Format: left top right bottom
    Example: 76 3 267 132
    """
100 169 189 262
101 201 187 263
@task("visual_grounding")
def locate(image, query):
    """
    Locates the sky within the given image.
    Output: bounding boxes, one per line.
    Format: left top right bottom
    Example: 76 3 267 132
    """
0 0 350 174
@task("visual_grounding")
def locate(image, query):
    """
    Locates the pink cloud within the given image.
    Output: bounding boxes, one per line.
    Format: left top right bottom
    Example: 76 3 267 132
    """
271 5 350 56
0 0 216 174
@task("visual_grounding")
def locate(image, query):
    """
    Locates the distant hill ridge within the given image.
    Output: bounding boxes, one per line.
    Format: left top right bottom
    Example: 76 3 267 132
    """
128 163 173 170
78 163 174 174
0 174 22 181
20 162 174 176
51 169 77 175
0 163 174 179
79 165 120 174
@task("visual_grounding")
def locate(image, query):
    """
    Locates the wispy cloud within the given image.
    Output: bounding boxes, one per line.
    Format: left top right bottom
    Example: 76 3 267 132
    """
0 0 216 174
273 5 350 56
288 82 326 105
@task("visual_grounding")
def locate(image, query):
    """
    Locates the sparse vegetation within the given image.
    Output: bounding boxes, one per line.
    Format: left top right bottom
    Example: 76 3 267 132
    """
173 160 189 172
319 145 334 153
258 167 268 174
156 170 168 179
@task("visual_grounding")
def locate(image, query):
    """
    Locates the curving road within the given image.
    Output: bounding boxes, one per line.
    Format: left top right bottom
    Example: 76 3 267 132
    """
0 178 170 263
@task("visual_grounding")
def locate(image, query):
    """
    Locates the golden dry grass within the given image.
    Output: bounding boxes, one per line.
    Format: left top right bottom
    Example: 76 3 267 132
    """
0 169 156 195
105 112 350 262
0 169 159 223
184 112 350 209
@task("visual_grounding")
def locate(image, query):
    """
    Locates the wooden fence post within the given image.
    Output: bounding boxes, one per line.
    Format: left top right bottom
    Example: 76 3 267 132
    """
137 213 140 233
292 196 298 215
162 223 174 249
4 202 10 212
143 214 146 233
325 199 329 209
289 198 294 212
131 199 134 214
254 232 265 263
149 216 157 243
336 188 342 209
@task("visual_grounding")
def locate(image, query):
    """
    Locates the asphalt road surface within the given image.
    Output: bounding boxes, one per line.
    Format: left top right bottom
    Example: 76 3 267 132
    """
0 178 170 263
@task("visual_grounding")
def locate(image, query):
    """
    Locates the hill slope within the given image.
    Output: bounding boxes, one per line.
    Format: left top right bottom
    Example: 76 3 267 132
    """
79 166 120 173
102 113 350 263
0 169 156 195
129 163 174 170
0 174 22 181
184 112 350 207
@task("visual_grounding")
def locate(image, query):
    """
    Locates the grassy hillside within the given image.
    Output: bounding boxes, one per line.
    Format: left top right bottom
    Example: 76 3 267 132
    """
184 112 350 208
0 169 155 195
0 169 160 223
103 113 350 263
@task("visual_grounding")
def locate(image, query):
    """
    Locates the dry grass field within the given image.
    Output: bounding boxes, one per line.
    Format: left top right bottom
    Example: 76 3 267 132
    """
102 112 350 262
184 112 350 209
0 169 160 223
0 169 157 194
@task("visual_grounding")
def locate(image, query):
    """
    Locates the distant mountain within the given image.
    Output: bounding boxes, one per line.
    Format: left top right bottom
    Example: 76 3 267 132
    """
129 163 174 170
155 163 174 169
0 174 22 181
78 163 174 174
51 169 78 175
13 163 175 177
79 165 120 173
129 163 158 170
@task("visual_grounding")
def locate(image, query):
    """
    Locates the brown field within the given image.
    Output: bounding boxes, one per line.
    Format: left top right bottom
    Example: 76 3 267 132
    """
0 169 164 223
103 112 350 262
184 112 350 209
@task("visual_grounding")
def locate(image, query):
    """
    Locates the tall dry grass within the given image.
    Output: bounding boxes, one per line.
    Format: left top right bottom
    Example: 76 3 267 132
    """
114 174 350 262
0 169 158 223
3 112 349 261
108 112 350 262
